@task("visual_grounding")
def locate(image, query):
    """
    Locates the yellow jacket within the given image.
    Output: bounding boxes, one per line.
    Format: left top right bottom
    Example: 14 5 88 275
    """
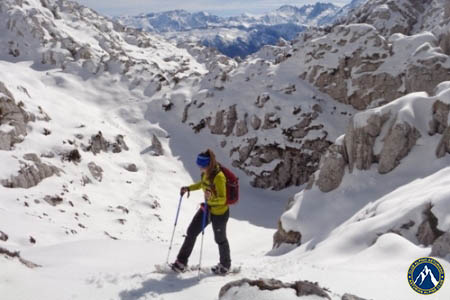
188 170 228 215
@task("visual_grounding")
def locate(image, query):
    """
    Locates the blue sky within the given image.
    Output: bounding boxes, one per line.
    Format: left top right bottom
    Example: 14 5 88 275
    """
72 0 351 17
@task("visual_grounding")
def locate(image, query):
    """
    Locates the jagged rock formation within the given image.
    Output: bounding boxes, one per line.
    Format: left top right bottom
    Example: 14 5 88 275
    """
83 132 129 155
1 153 61 188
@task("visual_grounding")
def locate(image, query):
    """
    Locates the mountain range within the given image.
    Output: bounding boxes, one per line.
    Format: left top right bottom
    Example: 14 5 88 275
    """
116 1 365 58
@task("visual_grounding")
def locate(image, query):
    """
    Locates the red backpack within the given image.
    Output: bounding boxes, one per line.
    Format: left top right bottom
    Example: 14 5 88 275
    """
220 165 239 205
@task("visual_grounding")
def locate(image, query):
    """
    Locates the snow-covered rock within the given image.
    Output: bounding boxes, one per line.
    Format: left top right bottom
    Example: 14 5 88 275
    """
219 278 368 300
295 24 450 110
276 84 450 251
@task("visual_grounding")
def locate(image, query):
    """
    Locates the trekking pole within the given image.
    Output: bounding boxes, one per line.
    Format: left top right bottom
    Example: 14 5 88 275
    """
166 195 183 265
198 199 208 278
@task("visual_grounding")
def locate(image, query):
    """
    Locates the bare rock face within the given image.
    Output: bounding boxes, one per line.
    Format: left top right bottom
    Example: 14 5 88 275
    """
416 204 444 246
219 279 331 300
406 62 450 96
317 144 347 192
345 113 390 172
88 162 103 182
0 84 34 150
1 154 61 188
429 100 450 135
431 232 450 259
378 122 421 174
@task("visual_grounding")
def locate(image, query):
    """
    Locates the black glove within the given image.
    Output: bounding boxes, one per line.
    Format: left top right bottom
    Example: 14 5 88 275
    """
180 186 190 198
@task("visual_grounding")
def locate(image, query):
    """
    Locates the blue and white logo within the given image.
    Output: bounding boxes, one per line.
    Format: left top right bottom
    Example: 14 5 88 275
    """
408 257 445 295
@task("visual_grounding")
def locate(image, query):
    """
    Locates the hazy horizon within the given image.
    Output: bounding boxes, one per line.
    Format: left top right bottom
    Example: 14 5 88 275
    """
71 0 351 17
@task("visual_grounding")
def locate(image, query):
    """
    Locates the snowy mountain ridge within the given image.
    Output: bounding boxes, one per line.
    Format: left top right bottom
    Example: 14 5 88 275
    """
117 3 341 33
115 2 346 58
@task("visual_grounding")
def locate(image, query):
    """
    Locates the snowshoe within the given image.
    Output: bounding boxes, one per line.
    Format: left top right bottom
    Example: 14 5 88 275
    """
170 260 186 273
211 263 229 275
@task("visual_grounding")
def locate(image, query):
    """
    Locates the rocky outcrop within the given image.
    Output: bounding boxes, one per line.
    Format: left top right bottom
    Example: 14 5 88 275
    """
83 132 129 155
0 83 34 150
431 99 450 158
234 141 330 191
149 134 164 156
273 219 302 248
345 113 390 171
429 100 450 135
1 154 61 188
185 96 334 190
378 122 421 174
342 0 433 37
316 144 347 192
296 21 450 110
416 204 444 246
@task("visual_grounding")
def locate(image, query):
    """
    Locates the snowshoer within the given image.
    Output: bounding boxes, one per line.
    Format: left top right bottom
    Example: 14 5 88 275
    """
171 149 231 274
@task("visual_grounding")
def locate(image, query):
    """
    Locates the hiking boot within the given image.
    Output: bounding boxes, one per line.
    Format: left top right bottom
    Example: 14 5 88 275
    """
170 260 186 273
211 263 229 275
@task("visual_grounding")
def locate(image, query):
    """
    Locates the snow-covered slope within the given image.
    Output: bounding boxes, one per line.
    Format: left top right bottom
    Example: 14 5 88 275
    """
2 0 450 300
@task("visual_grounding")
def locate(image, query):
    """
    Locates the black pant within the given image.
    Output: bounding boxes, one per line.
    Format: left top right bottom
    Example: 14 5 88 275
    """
177 208 231 268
